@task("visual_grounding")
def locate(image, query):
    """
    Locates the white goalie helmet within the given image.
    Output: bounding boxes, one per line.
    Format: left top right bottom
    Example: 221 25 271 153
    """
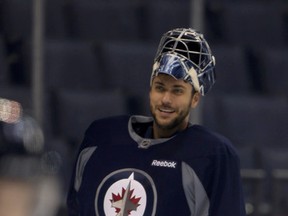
151 28 216 96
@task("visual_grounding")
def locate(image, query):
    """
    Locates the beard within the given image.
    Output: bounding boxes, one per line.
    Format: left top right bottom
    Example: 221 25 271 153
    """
150 98 192 131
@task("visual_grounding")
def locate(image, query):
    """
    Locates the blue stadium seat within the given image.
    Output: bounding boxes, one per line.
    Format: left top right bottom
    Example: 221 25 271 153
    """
258 47 288 95
202 94 288 148
44 39 102 91
219 2 286 48
101 41 156 114
54 89 128 145
210 44 252 94
1 0 33 42
68 1 142 41
145 0 190 42
1 0 68 41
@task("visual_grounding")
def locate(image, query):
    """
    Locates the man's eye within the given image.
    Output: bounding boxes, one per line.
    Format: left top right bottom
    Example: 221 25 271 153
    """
155 86 164 91
173 89 184 94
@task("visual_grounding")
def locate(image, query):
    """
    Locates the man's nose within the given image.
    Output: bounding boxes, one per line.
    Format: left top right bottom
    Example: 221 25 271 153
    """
161 92 172 104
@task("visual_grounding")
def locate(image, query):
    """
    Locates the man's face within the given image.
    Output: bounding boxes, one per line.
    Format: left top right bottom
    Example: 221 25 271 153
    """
149 74 199 137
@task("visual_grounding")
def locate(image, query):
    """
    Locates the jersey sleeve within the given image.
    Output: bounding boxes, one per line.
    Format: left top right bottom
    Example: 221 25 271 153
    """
193 126 247 215
66 115 130 215
208 146 246 216
66 121 101 216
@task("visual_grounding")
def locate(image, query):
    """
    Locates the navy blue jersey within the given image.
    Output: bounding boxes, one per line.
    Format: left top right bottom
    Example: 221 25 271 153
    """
67 115 246 216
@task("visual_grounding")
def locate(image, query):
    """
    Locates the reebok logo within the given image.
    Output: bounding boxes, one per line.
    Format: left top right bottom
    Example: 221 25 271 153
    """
151 160 177 168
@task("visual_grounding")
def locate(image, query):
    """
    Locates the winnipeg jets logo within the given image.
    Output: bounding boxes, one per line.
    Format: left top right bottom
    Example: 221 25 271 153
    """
95 169 157 216
103 173 147 215
109 173 142 215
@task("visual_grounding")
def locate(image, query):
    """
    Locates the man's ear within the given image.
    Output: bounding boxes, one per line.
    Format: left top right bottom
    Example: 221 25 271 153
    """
191 92 201 109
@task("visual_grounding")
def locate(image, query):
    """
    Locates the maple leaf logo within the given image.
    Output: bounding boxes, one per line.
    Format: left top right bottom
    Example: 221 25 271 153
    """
110 181 141 216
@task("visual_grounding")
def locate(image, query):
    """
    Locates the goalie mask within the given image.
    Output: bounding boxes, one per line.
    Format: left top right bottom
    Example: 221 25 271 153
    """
151 28 216 96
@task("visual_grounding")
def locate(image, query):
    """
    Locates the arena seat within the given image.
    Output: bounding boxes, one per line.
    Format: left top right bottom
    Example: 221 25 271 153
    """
54 89 128 145
210 44 252 94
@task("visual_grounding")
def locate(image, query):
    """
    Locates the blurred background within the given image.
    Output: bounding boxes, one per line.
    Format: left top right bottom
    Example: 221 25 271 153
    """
0 0 288 215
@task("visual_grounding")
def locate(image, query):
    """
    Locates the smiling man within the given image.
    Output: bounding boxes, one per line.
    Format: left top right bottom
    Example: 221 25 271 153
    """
67 28 246 216
150 74 199 138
